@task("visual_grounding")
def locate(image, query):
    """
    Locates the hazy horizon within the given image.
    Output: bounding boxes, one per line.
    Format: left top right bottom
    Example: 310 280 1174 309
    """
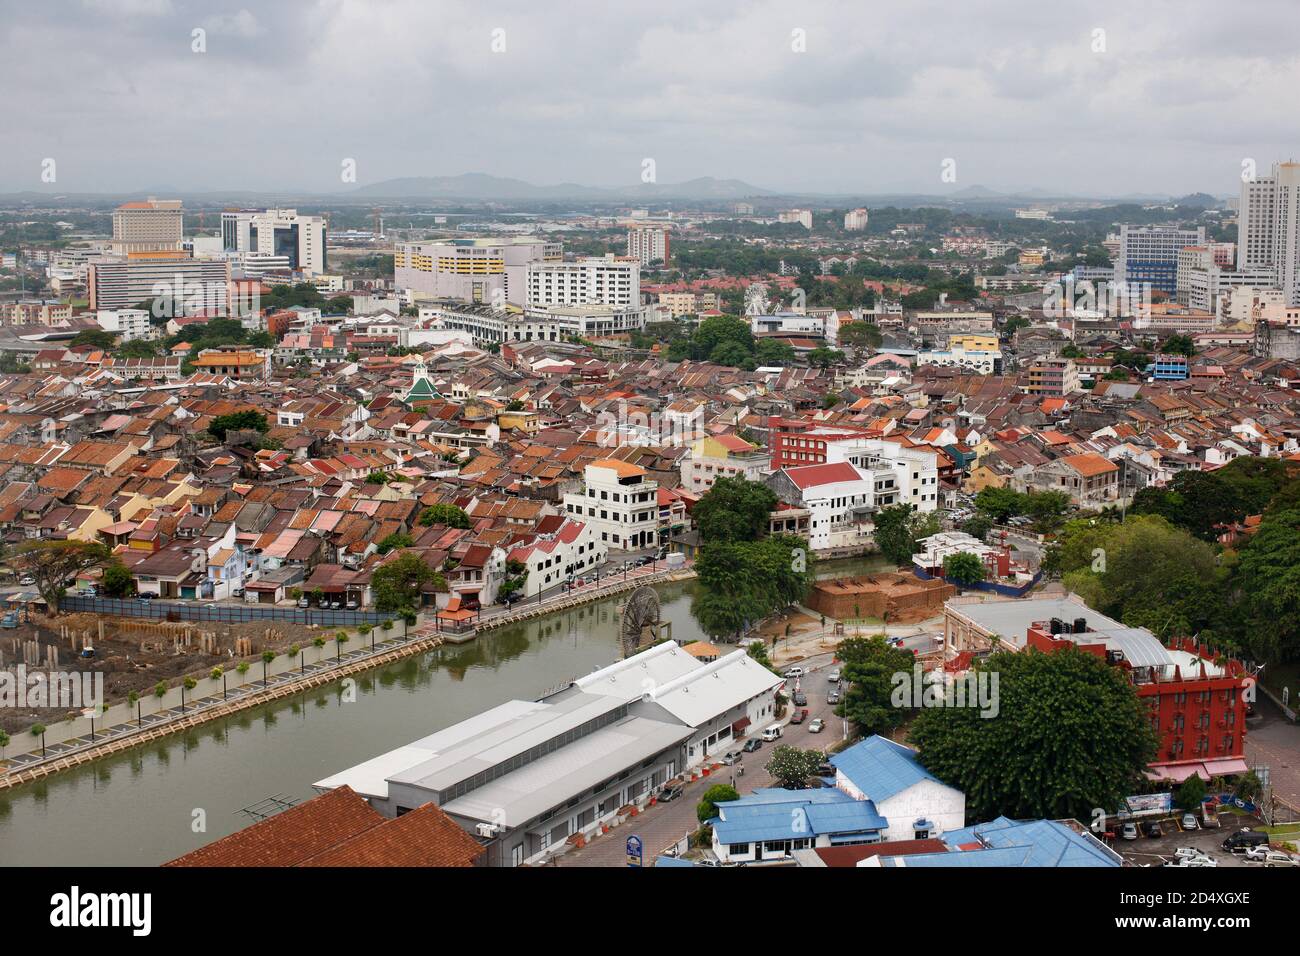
2 0 1297 197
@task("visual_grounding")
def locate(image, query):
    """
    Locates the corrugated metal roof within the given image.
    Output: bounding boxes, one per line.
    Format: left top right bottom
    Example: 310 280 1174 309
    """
829 735 943 803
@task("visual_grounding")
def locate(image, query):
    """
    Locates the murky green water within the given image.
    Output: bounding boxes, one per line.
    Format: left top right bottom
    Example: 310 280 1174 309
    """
0 557 886 865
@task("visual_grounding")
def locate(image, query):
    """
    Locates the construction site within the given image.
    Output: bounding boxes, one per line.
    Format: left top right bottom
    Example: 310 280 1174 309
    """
0 612 326 736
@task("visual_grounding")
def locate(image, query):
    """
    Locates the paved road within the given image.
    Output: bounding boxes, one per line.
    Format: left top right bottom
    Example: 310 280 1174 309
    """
1245 695 1300 807
554 652 846 867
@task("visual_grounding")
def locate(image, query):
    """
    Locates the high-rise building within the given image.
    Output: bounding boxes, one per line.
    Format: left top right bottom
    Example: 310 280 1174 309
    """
221 208 327 276
843 208 869 231
1175 244 1275 313
88 255 231 315
526 255 640 308
778 209 813 230
110 198 183 255
626 226 670 266
1115 224 1206 295
1237 161 1300 305
394 237 561 306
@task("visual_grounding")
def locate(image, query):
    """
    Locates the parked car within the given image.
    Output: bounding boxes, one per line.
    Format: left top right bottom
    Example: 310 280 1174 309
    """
1121 822 1139 840
137 592 155 601
18 575 34 586
742 738 763 753
808 718 825 733
1173 847 1210 861
297 597 310 608
1224 828 1270 852
1181 813 1200 830
789 708 809 725
784 667 804 679
0 612 18 628
722 751 741 765
659 783 684 802
345 600 358 610
1141 821 1163 839
793 691 808 707
827 670 841 683
1257 851 1297 867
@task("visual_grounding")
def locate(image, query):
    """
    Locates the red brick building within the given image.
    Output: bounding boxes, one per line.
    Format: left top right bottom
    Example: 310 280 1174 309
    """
1026 622 1251 781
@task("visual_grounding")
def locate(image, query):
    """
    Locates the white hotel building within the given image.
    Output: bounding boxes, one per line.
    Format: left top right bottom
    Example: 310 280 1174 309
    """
526 255 640 309
563 460 659 551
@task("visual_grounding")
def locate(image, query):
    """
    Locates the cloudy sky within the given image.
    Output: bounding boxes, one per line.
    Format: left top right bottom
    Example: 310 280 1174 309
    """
2 0 1298 197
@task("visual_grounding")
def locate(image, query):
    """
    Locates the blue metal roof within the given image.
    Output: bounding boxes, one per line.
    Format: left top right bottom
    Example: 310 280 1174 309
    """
828 735 943 802
712 787 887 845
932 816 1120 867
654 855 699 867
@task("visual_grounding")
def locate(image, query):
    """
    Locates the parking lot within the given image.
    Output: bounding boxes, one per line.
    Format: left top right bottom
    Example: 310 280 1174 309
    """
1115 813 1276 868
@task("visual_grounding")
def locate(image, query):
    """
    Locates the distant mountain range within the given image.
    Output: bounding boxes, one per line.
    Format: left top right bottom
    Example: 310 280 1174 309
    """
0 175 1233 207
347 174 775 201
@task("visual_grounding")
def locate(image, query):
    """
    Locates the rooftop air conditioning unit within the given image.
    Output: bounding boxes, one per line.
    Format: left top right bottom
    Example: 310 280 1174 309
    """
475 822 500 838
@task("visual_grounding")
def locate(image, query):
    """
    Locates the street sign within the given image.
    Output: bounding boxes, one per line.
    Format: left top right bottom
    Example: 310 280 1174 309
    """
626 834 643 868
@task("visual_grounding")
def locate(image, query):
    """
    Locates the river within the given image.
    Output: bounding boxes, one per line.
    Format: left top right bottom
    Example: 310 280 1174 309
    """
0 556 886 865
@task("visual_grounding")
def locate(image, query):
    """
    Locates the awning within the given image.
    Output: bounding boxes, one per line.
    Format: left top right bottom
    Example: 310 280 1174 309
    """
1204 758 1250 776
732 717 751 732
1146 763 1209 783
1148 758 1251 783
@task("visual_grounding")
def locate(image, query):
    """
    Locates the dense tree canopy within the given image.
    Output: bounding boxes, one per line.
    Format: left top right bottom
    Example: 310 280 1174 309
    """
370 552 442 613
910 647 1158 821
692 475 776 544
836 636 917 737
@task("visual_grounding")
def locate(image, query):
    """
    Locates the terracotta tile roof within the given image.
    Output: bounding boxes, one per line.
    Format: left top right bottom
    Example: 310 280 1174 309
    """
164 784 486 868
298 801 484 867
164 786 383 867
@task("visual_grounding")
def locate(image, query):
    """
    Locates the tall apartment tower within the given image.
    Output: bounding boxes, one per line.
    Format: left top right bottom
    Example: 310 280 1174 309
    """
626 226 670 267
1115 224 1206 295
110 198 183 255
844 208 869 231
1237 161 1300 304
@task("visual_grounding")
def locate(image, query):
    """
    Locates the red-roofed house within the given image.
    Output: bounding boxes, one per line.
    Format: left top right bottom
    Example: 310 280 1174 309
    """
768 461 876 551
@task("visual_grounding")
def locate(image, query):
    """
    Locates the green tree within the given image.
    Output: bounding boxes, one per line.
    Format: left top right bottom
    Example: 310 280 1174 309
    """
696 784 740 824
1236 507 1300 662
974 485 1025 523
14 540 112 613
71 329 116 349
207 410 269 442
764 745 826 789
1175 773 1207 811
370 552 442 613
376 532 414 555
872 504 939 566
418 503 471 529
961 513 994 541
910 647 1158 821
837 635 917 736
692 475 775 544
99 559 136 598
943 551 987 586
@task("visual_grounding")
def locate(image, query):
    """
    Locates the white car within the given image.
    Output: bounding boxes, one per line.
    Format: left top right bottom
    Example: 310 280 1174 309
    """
1181 813 1200 830
783 667 804 679
1173 847 1211 861
808 718 825 733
